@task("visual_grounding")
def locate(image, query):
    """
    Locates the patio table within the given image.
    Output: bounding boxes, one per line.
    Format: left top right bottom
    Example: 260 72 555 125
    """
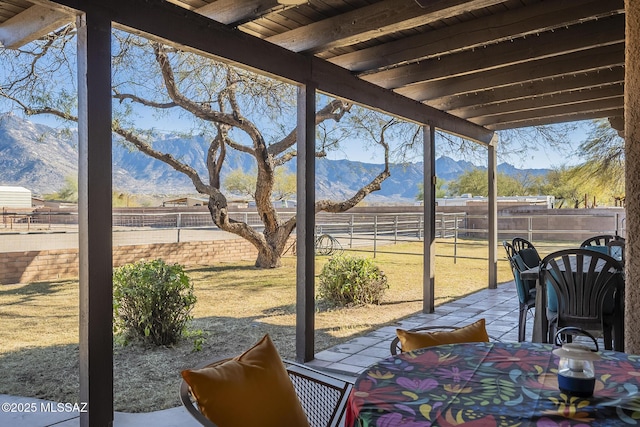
345 341 640 427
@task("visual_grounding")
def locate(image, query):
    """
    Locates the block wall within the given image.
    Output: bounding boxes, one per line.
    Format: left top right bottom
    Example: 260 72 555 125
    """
0 238 271 285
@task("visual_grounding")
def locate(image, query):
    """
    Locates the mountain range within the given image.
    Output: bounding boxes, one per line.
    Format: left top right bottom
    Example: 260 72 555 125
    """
0 113 550 203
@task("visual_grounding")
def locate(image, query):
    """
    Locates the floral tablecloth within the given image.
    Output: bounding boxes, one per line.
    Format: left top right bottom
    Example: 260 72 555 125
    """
345 342 640 426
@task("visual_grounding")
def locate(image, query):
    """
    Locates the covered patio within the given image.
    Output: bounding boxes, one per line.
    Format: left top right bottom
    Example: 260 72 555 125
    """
0 1 638 426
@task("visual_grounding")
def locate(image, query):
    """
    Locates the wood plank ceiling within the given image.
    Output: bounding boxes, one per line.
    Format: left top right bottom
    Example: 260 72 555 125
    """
0 0 626 132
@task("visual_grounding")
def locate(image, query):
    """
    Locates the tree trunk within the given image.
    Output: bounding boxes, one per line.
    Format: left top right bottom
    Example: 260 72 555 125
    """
255 245 282 268
207 195 293 268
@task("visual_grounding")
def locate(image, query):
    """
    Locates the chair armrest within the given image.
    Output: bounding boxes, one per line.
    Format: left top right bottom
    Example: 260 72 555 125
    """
179 380 218 427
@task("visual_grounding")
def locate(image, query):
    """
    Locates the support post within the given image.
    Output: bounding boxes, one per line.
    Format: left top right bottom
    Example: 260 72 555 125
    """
77 12 113 427
423 125 436 313
296 83 316 362
625 0 640 354
488 135 498 289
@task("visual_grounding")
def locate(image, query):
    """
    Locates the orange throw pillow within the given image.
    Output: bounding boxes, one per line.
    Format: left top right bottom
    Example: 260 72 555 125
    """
181 334 310 427
396 319 489 352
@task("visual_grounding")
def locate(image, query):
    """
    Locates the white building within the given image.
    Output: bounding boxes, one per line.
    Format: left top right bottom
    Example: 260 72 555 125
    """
437 195 555 209
0 186 32 208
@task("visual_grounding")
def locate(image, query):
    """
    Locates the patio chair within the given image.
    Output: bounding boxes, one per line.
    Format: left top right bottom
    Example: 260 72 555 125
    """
180 335 353 427
390 319 500 355
504 241 537 341
540 249 625 351
506 253 537 342
512 237 541 268
580 234 624 254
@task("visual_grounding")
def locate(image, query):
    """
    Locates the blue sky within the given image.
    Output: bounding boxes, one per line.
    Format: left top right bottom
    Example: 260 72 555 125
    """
324 122 590 170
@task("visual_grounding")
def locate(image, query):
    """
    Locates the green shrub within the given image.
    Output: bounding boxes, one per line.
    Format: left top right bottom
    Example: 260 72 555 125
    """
318 254 388 306
113 259 197 346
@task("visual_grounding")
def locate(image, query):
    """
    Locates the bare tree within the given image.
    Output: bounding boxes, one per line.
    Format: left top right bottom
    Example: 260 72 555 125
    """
1 28 402 267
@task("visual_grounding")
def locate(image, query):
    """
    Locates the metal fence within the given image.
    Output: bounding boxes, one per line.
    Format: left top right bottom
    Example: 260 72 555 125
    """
1 209 625 261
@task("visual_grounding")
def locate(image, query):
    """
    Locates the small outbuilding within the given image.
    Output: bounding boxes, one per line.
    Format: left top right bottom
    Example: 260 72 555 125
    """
162 196 209 207
0 186 32 208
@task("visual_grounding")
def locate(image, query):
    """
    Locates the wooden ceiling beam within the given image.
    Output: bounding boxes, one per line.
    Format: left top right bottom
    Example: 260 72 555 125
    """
0 3 72 48
453 85 624 119
470 96 623 127
193 0 284 26
489 108 624 130
428 67 625 111
363 14 624 89
396 44 624 101
0 2 26 20
331 0 623 72
310 57 493 143
266 0 505 54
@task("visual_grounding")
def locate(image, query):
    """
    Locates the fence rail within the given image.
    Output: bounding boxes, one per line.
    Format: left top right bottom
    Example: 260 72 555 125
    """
1 209 625 261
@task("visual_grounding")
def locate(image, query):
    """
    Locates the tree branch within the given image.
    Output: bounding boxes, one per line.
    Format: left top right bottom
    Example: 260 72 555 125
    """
267 99 352 156
315 168 391 213
112 127 214 195
153 43 258 136
225 139 255 155
207 125 227 189
113 91 177 109
315 117 392 213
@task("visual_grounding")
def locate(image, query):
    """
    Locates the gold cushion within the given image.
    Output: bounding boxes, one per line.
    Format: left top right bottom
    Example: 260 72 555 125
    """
396 319 489 352
181 334 310 427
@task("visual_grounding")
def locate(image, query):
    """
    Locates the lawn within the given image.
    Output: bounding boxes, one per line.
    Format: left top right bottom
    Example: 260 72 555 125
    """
0 240 514 412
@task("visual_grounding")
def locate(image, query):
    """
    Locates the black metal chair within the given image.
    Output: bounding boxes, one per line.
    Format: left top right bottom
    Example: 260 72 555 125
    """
512 237 541 268
540 249 625 351
180 359 353 427
504 241 537 342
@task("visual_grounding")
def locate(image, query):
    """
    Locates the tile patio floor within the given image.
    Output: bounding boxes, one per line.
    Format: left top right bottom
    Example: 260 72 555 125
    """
2 281 530 427
306 281 531 380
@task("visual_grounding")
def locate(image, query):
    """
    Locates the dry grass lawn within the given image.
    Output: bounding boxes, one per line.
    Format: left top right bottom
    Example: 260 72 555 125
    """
0 240 514 412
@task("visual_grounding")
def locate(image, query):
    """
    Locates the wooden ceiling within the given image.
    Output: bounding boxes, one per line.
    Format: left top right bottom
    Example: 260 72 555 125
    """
0 0 626 133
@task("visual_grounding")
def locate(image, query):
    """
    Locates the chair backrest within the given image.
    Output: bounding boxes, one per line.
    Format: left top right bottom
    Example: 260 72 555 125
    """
580 234 622 248
286 362 353 427
539 249 624 331
512 237 535 253
502 240 516 260
512 238 541 268
389 325 500 355
180 360 353 427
